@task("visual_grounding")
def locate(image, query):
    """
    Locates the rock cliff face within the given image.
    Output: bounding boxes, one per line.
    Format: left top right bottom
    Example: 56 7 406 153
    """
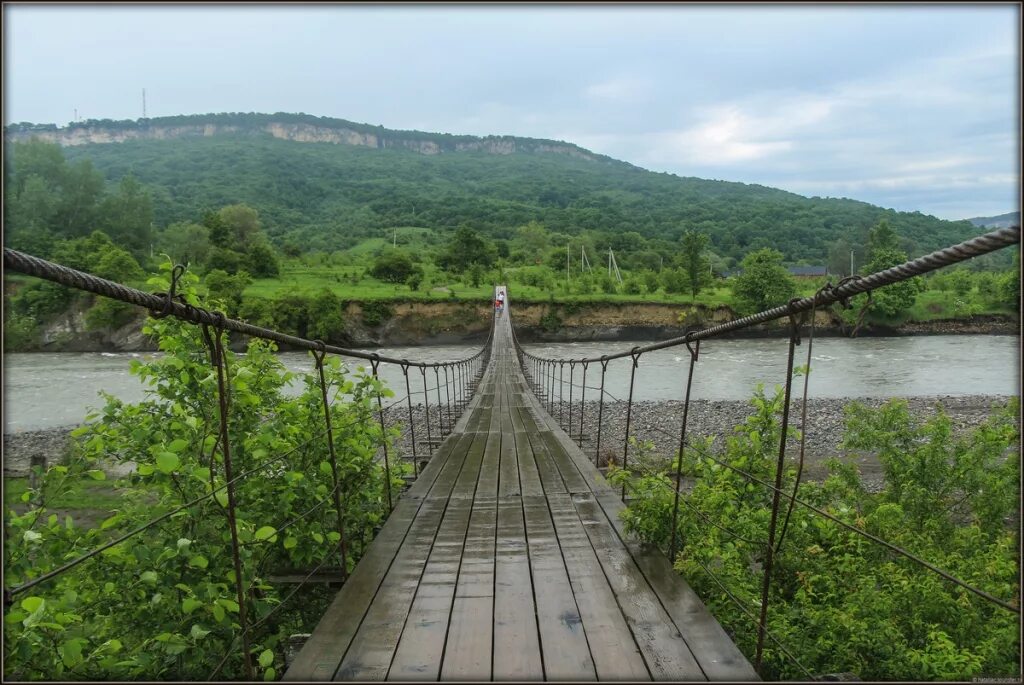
5 119 605 162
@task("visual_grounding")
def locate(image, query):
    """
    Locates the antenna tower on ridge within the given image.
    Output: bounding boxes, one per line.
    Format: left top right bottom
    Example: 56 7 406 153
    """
142 88 147 119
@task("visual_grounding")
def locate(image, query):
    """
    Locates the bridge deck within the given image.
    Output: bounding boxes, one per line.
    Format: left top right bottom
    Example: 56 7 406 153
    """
285 306 757 681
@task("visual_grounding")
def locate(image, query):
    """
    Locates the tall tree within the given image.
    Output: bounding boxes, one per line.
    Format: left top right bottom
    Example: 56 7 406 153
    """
680 229 710 300
437 225 496 272
732 248 797 314
861 219 921 318
99 175 154 258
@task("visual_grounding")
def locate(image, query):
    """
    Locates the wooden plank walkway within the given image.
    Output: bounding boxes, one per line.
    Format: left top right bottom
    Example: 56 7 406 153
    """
285 297 758 681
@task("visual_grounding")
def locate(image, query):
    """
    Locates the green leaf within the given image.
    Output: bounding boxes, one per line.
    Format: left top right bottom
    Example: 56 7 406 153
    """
283 536 297 550
312 532 324 544
60 639 84 668
182 598 202 614
100 511 123 528
215 490 229 508
217 599 240 614
167 439 189 453
140 571 158 584
254 526 277 541
86 469 106 480
212 603 226 623
20 597 43 613
190 624 211 640
156 452 180 474
259 649 274 668
265 667 277 681
5 611 27 624
177 538 192 550
137 463 155 476
189 555 209 569
327 531 341 543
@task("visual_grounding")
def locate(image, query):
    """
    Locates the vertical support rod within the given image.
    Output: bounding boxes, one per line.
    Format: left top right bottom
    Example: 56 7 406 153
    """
567 361 575 437
314 346 349 579
434 366 444 436
207 324 255 681
595 358 608 468
754 320 800 673
669 339 700 562
420 366 433 455
443 364 453 432
621 349 641 501
578 361 588 449
370 357 394 511
559 362 565 428
402 363 418 477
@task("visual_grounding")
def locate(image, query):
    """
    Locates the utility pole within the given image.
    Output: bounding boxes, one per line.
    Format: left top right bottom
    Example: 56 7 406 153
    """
73 108 78 123
393 228 397 248
566 244 570 285
142 88 147 119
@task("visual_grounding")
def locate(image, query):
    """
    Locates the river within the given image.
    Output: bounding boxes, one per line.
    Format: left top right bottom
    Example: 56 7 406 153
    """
3 335 1019 432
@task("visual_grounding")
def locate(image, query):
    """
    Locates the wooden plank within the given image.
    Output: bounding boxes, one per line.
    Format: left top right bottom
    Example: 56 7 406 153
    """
508 398 527 432
515 431 544 497
440 495 498 679
523 428 567 494
403 430 469 501
493 498 543 680
533 403 757 680
451 431 487 499
571 493 707 681
538 430 590 494
332 498 450 680
586 490 759 681
547 493 651 680
387 498 473 680
476 430 500 500
497 430 521 498
286 408 470 681
425 433 476 500
522 495 596 680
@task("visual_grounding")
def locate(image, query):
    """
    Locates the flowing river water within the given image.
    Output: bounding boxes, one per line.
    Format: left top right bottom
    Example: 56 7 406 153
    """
3 334 1019 433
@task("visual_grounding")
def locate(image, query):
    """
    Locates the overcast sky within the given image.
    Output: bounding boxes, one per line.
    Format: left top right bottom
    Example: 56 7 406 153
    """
4 4 1020 221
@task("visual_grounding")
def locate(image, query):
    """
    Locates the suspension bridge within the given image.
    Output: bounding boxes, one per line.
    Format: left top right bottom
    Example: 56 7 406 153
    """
2 224 1019 681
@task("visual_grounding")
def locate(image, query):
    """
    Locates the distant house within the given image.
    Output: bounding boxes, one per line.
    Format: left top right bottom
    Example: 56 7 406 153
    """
721 265 827 279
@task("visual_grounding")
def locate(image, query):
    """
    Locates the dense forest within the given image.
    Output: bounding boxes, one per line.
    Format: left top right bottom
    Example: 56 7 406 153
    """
4 113 987 268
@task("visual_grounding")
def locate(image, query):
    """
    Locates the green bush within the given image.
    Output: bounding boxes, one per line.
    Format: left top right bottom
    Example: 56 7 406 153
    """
610 383 1020 680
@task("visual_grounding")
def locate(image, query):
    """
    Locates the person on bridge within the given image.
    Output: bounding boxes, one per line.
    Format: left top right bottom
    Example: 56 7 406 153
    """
496 290 505 313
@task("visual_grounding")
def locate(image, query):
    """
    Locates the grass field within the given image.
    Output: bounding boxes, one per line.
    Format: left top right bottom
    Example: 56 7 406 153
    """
5 477 127 528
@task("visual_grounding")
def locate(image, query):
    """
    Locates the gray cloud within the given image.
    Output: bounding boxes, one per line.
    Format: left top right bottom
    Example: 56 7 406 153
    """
4 4 1019 220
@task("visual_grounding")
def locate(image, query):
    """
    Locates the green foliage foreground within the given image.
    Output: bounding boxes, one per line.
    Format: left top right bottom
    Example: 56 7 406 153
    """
3 265 406 680
610 386 1020 680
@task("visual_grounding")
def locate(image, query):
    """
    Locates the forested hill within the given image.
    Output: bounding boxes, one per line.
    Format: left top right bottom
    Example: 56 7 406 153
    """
967 211 1020 229
5 113 983 264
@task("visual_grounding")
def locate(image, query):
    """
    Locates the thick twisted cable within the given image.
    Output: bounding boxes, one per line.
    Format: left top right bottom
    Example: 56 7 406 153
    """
3 247 485 369
518 225 1020 363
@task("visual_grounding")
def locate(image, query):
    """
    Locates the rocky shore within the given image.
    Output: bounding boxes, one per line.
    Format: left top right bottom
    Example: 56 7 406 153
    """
5 395 1013 494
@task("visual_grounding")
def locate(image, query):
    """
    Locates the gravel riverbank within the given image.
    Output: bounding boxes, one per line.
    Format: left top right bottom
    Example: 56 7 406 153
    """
4 395 1014 492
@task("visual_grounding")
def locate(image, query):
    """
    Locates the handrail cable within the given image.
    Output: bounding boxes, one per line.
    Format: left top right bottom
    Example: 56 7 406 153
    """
517 225 1019 364
3 247 491 369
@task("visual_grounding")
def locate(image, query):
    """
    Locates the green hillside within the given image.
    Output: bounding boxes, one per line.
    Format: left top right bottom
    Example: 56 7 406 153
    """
18 113 979 266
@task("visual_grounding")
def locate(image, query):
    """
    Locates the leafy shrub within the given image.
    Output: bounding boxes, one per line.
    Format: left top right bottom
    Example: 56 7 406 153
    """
612 381 1020 680
3 261 404 679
